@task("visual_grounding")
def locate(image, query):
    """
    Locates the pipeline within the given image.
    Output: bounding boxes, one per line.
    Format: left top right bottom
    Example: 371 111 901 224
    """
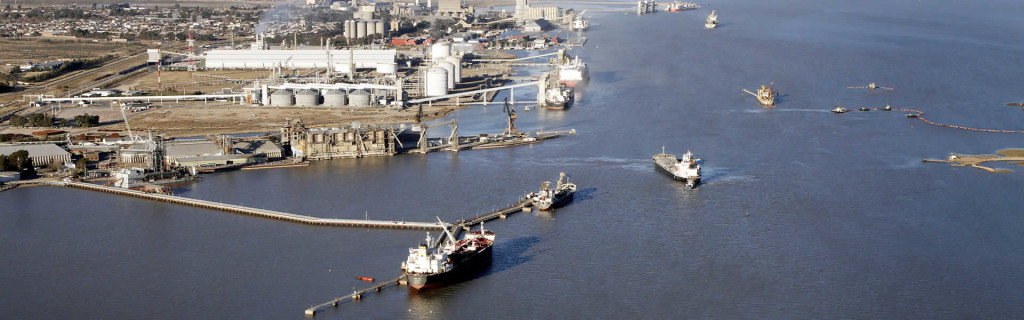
843 106 1024 134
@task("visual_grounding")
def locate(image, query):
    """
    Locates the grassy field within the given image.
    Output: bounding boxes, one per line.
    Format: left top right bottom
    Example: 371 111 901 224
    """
0 38 143 66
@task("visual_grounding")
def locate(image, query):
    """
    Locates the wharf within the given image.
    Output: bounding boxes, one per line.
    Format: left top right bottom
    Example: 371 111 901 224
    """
25 180 445 230
304 196 535 317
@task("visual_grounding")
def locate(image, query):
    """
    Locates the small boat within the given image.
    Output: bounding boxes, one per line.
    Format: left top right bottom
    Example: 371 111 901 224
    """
832 106 847 113
571 13 590 31
883 104 892 111
704 10 718 29
906 113 918 118
858 107 869 111
743 82 776 107
356 276 375 282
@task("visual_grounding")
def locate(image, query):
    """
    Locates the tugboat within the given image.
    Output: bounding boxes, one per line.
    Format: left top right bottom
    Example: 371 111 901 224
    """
743 82 776 107
402 223 495 290
653 146 702 189
530 172 577 210
832 106 847 113
704 10 718 29
544 84 574 110
667 1 699 12
557 56 589 88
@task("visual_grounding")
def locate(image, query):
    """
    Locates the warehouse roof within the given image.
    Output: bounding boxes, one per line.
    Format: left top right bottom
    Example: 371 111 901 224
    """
0 143 71 158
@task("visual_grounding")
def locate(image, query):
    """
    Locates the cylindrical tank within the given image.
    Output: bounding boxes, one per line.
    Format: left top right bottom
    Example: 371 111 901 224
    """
374 20 385 36
356 20 367 39
322 89 347 107
348 89 371 107
269 89 294 107
431 42 451 61
294 89 319 107
442 56 461 83
344 20 354 38
376 62 398 74
425 67 448 97
436 61 455 89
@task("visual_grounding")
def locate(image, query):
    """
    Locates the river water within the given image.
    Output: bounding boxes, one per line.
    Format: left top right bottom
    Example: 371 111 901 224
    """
5 0 1024 318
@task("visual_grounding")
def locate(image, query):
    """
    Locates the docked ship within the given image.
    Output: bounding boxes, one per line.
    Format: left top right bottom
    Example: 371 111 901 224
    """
530 172 577 210
402 225 495 290
704 10 718 29
557 56 589 88
667 1 699 12
743 82 775 107
653 146 702 189
544 84 574 110
571 14 590 31
110 167 197 193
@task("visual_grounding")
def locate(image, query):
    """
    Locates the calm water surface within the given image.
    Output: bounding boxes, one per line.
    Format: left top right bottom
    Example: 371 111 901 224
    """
5 0 1024 318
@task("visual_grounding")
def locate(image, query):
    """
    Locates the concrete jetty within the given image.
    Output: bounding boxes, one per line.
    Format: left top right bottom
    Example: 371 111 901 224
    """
23 180 445 230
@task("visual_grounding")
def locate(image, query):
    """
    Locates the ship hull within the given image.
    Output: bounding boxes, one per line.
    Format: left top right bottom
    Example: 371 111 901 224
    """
653 155 700 189
535 192 574 211
408 245 492 290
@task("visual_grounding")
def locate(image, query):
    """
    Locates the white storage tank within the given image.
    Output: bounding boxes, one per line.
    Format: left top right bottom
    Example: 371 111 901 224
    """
294 89 320 107
376 62 398 74
431 42 451 61
425 67 448 97
374 20 385 36
442 56 461 83
348 89 371 107
437 61 455 89
322 89 347 107
270 89 294 107
356 20 367 38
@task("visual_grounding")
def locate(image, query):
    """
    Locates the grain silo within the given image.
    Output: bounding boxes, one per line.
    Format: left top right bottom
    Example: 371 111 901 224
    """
344 20 354 38
374 20 385 36
270 89 294 107
425 67 448 97
294 89 320 107
356 20 367 39
322 89 347 107
348 89 371 107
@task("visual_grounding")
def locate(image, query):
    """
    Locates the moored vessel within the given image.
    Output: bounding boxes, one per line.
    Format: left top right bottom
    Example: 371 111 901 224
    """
743 82 776 107
653 146 702 189
544 84 574 110
571 13 590 31
402 224 495 290
530 172 577 210
557 56 589 88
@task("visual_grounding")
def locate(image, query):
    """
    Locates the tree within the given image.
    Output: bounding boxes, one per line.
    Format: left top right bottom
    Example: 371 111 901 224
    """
9 114 27 127
6 150 35 175
76 157 88 176
74 113 99 128
0 155 7 171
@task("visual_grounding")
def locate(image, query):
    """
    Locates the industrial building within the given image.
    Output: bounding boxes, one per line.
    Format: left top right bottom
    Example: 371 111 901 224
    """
0 144 72 167
515 0 562 21
204 48 397 72
119 140 282 167
283 120 398 160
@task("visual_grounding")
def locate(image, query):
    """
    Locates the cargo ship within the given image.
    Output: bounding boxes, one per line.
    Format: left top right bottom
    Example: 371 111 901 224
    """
571 14 590 31
704 10 718 29
402 225 495 290
530 172 577 210
653 146 702 189
667 1 699 12
557 56 589 88
544 84 574 110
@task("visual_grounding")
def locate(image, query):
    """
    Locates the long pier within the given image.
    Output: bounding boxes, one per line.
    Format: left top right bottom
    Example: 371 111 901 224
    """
304 195 536 317
24 180 445 230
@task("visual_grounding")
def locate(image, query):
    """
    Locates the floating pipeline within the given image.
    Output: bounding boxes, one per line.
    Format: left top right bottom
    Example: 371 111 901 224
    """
836 106 1024 134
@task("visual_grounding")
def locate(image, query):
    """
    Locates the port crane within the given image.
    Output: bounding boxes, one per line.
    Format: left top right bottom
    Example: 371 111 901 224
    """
503 97 519 136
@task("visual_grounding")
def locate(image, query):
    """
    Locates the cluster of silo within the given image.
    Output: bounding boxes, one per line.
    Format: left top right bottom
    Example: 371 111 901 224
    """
344 20 387 39
266 88 375 107
422 42 462 96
